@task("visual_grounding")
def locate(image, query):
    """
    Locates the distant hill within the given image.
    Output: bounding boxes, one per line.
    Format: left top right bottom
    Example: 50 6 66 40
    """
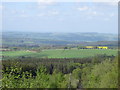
3 32 117 41
2 32 118 47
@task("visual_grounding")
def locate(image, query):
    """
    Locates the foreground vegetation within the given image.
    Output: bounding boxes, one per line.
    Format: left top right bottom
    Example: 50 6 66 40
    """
2 54 118 88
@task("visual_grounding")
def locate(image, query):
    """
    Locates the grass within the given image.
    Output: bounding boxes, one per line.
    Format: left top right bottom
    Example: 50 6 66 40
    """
2 49 117 59
38 49 117 58
2 51 35 57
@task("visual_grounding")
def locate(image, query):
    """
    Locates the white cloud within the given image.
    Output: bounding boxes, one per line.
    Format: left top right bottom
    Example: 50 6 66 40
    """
87 10 105 17
92 0 118 2
48 10 59 15
37 0 56 10
37 10 59 17
37 0 56 5
77 6 89 11
2 0 119 2
107 2 118 6
91 11 104 16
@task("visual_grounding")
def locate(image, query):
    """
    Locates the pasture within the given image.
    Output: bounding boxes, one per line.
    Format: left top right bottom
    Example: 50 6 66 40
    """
2 49 117 59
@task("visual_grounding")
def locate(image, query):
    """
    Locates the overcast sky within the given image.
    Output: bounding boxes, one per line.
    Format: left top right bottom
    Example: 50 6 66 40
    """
1 1 118 33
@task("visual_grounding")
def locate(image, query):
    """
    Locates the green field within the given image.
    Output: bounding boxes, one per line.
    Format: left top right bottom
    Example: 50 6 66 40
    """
2 49 118 59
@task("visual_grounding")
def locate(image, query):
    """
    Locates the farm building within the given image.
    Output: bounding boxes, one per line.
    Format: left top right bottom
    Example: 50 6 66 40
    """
84 46 108 49
78 46 108 49
97 46 108 49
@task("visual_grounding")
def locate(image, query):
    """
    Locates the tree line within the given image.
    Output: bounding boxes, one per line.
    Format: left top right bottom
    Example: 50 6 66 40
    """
2 54 118 88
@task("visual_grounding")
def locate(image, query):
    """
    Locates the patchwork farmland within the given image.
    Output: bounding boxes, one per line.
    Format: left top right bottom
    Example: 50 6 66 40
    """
2 49 117 59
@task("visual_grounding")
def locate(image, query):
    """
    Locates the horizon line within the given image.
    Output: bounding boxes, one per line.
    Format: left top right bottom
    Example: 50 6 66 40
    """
2 30 118 34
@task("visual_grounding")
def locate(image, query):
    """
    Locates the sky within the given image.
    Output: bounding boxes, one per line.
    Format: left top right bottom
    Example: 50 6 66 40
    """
1 1 118 33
